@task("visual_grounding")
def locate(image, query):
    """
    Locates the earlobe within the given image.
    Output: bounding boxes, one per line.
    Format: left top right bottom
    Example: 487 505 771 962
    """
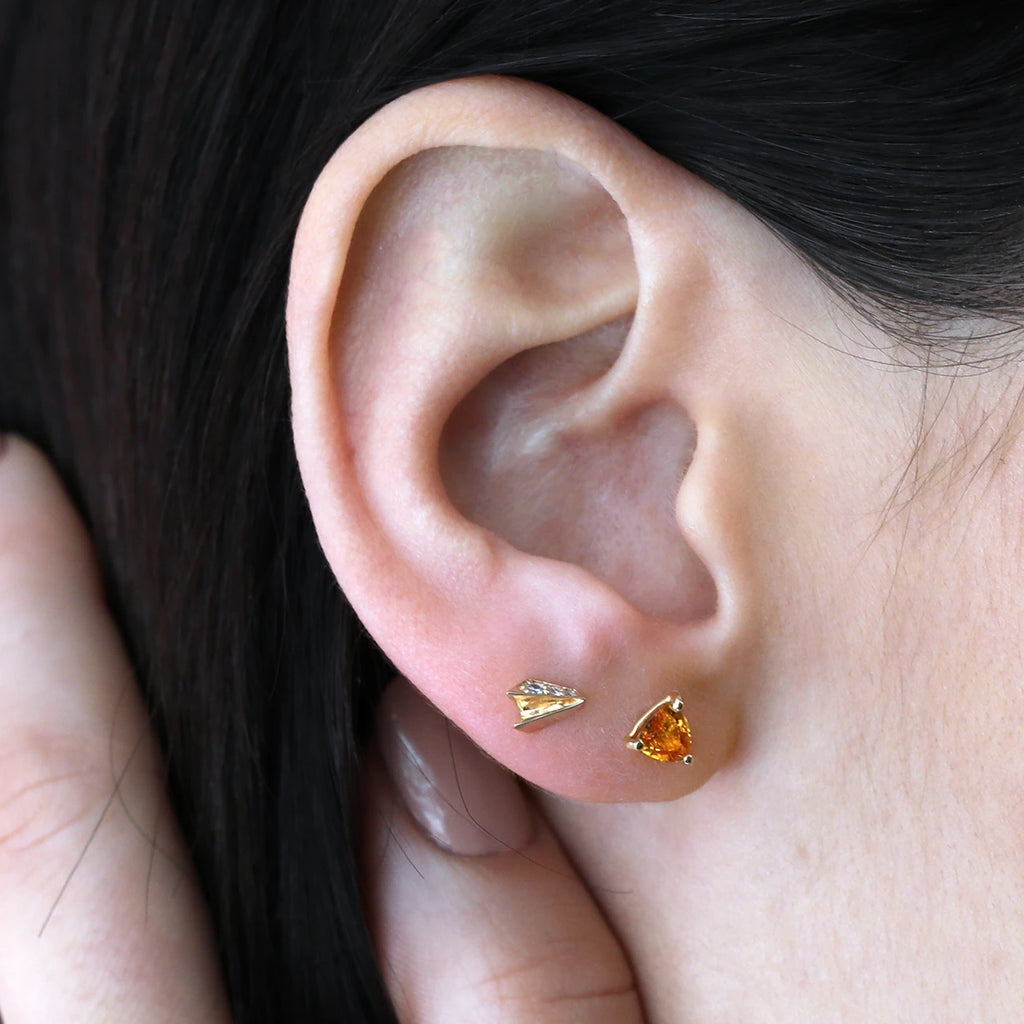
288 77 760 802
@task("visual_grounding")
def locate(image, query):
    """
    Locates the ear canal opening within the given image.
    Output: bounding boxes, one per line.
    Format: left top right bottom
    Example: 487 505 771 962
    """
440 316 718 626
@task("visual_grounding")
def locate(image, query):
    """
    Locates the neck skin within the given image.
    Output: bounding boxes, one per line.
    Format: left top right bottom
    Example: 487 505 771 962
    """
540 354 1024 1022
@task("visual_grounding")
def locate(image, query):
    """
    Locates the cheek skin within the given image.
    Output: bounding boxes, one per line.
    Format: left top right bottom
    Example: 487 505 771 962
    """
740 326 1024 799
724 319 922 741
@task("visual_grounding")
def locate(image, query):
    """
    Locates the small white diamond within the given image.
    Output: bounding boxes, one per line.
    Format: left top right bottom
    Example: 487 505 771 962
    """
517 680 580 699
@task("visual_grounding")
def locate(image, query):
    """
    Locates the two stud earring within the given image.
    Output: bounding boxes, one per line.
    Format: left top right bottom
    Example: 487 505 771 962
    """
507 680 694 764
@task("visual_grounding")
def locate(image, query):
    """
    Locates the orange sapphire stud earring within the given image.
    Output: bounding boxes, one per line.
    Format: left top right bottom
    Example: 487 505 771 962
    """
626 694 693 763
507 679 585 728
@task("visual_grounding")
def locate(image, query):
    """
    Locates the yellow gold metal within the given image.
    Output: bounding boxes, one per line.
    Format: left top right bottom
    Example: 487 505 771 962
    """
507 679 585 729
625 694 693 763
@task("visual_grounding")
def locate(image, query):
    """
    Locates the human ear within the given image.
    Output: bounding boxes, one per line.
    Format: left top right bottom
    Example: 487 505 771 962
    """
288 76 787 803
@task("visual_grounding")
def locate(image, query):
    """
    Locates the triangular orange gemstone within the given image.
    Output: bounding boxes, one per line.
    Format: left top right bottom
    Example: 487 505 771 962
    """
626 697 693 763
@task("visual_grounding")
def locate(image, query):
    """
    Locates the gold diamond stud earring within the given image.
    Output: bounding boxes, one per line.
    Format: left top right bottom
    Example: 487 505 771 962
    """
625 694 693 763
507 679 585 729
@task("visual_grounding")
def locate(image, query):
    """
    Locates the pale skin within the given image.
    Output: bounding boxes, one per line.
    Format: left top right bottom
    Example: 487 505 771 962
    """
2 75 1023 1021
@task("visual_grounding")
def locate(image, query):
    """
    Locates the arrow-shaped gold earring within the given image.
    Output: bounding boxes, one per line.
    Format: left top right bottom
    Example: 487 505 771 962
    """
507 679 585 728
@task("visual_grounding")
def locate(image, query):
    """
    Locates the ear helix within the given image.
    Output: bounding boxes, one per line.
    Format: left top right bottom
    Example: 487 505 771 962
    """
286 79 744 800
